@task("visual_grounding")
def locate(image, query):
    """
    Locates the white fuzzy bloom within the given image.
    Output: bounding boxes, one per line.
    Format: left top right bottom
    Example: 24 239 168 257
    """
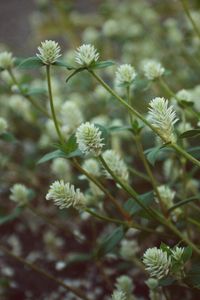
120 240 139 261
75 44 99 66
171 247 184 261
115 275 134 298
0 51 15 69
76 122 104 156
111 290 126 300
36 40 61 64
10 184 29 206
143 59 165 80
143 247 171 279
157 185 175 207
61 101 83 133
102 150 129 182
116 64 137 85
82 158 101 177
46 180 86 210
148 97 178 142
0 117 8 134
51 158 71 181
176 89 193 102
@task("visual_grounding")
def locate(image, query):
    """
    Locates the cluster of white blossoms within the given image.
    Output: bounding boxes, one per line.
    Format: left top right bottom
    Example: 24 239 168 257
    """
120 239 139 261
148 97 178 142
76 122 104 156
46 180 86 210
10 184 29 206
102 149 129 182
61 101 83 134
36 40 61 65
0 117 8 135
143 247 171 279
115 64 137 85
51 158 71 181
115 275 135 300
157 185 175 207
143 59 165 80
0 51 15 70
111 290 127 300
75 44 99 66
176 89 193 103
82 158 101 177
171 247 184 261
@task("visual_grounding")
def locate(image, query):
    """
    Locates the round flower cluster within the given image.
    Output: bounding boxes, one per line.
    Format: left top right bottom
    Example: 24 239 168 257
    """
102 149 129 182
148 97 178 142
0 51 15 70
82 158 101 177
36 40 61 65
143 59 165 80
143 247 171 279
10 184 29 206
0 117 8 134
115 64 137 86
111 290 126 300
75 44 99 66
46 180 86 210
76 122 104 156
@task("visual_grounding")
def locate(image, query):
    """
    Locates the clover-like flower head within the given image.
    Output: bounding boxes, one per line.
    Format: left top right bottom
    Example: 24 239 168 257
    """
75 44 99 66
36 40 61 64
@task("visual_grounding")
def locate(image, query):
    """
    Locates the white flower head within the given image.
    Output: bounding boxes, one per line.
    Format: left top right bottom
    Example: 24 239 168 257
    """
143 59 165 80
143 247 171 279
0 51 15 70
51 158 71 181
111 290 126 300
157 185 176 208
120 239 139 261
176 89 193 103
102 150 129 182
115 275 134 297
0 117 8 134
46 180 86 210
116 64 137 85
36 40 61 64
10 184 29 206
148 97 178 142
82 158 101 177
76 122 104 156
171 247 184 261
61 101 83 133
75 44 99 66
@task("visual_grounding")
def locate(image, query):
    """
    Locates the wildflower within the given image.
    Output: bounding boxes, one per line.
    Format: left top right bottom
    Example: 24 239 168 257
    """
171 247 184 261
75 44 99 66
115 275 134 298
82 158 101 177
0 117 8 134
0 51 15 70
176 89 193 103
76 122 104 156
102 150 129 182
157 185 175 207
46 180 86 210
120 239 139 261
148 97 178 142
111 290 127 300
10 184 29 206
61 101 83 133
143 59 165 80
116 64 136 86
51 158 71 181
36 40 61 65
143 247 171 279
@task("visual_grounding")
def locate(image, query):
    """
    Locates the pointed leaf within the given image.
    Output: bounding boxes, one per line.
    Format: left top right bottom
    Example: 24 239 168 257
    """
18 57 44 69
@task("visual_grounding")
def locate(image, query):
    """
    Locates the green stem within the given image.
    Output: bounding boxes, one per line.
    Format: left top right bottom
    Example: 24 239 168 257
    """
88 70 200 169
180 0 200 40
8 69 50 118
46 65 65 144
0 244 91 300
129 167 150 182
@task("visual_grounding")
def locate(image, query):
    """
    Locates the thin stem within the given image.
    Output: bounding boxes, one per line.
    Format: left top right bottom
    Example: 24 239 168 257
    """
89 70 200 169
0 244 91 300
46 65 65 144
180 0 200 40
129 167 150 182
8 69 50 118
72 158 130 220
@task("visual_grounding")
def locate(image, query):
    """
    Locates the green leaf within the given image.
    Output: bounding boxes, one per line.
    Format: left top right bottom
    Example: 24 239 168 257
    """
0 132 16 142
0 207 24 225
186 263 200 289
96 226 126 257
25 88 47 96
144 144 170 166
182 246 193 263
178 100 194 108
65 253 91 267
187 146 200 159
179 129 200 139
108 125 132 132
37 150 67 164
65 68 86 83
61 134 77 153
123 191 154 216
18 57 44 69
91 60 115 69
54 60 74 69
168 196 200 212
158 277 175 287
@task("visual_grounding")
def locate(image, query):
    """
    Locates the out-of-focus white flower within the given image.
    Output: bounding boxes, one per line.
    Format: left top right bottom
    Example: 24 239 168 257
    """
76 122 104 156
115 275 134 299
157 185 175 207
120 239 139 261
116 64 136 85
0 51 15 69
171 247 184 261
143 59 165 80
102 150 129 182
0 117 8 134
148 97 178 142
75 44 99 66
82 158 101 177
83 27 99 43
177 121 193 134
61 101 83 133
51 158 71 181
103 19 119 37
176 89 193 103
10 184 29 206
46 180 86 210
111 290 126 300
36 40 61 64
9 95 32 121
143 247 171 279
